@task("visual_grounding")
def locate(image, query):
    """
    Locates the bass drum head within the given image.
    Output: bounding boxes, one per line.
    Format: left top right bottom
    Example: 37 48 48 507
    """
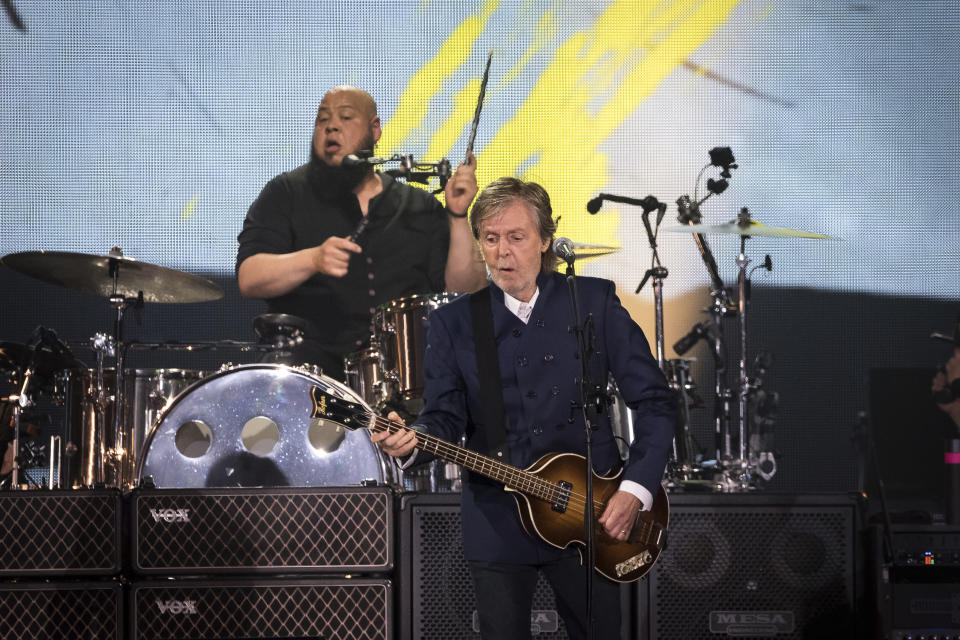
136 364 391 488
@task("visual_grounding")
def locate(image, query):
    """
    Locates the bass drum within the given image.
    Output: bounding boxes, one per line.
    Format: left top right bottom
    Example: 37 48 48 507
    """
136 364 392 488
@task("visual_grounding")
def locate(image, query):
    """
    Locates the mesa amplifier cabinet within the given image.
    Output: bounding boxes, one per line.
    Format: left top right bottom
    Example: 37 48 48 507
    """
132 486 394 574
0 580 123 640
130 577 392 640
399 492 570 639
397 492 632 639
0 489 122 576
637 493 860 639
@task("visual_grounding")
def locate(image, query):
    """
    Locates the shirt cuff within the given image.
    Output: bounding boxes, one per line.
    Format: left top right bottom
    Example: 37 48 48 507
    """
397 449 419 469
618 479 653 512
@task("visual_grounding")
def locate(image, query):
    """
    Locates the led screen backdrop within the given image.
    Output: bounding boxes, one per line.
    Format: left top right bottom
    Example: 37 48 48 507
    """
2 1 958 494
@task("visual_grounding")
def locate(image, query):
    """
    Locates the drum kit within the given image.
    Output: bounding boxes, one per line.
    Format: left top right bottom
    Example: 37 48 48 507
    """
0 247 392 492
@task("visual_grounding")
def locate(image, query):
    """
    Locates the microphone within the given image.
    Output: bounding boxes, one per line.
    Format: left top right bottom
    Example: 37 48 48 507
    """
342 151 382 167
673 322 710 356
586 196 603 214
553 237 576 264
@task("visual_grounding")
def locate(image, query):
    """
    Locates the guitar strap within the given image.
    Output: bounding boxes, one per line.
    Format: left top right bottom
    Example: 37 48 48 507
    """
469 287 509 460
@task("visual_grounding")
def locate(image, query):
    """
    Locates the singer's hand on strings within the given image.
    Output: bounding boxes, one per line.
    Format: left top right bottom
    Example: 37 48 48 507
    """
370 411 419 457
312 236 361 277
598 490 641 542
445 151 478 216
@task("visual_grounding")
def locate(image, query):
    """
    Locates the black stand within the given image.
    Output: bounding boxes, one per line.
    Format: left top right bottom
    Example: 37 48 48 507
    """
563 258 606 640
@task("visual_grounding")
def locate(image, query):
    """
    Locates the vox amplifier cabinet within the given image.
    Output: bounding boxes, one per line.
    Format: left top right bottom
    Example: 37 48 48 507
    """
637 493 860 639
130 577 392 640
0 580 123 639
132 486 394 575
0 489 122 576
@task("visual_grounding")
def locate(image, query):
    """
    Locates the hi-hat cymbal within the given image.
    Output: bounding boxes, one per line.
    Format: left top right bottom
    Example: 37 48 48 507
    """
570 242 620 258
1 251 224 303
665 220 832 239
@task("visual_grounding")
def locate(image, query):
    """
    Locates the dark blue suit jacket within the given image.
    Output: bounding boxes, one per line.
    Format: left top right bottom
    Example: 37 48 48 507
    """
414 271 675 563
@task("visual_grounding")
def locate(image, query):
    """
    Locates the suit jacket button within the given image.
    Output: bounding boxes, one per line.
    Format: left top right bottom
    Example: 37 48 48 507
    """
543 353 554 362
532 425 543 435
517 356 528 367
551 385 560 396
526 390 537 399
512 328 522 338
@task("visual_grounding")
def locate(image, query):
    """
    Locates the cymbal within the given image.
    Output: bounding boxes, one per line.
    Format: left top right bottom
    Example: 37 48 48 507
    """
1 251 223 303
665 220 832 239
570 242 620 258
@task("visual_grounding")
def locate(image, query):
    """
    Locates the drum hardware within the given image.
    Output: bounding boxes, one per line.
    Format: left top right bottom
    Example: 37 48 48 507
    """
253 313 312 349
669 163 833 489
125 340 273 353
47 435 61 489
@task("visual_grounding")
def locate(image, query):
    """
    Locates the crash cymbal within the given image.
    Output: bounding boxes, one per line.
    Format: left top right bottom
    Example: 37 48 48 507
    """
1 251 223 303
570 242 620 258
665 220 832 239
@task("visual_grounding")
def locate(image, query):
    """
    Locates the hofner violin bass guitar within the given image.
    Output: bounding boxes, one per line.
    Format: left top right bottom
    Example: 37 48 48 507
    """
310 386 669 582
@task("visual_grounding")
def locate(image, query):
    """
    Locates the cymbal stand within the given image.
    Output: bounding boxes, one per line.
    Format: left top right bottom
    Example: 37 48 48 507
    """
7 367 37 489
105 247 143 487
734 208 757 489
676 195 737 472
88 332 114 487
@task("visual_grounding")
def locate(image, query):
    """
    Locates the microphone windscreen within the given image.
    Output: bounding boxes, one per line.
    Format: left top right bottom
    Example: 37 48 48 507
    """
586 197 603 214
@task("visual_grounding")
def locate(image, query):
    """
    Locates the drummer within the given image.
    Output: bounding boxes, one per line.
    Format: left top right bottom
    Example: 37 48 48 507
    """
237 86 487 379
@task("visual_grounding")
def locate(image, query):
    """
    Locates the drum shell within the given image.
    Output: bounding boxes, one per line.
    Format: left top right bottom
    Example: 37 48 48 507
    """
62 368 204 489
137 363 393 489
374 293 458 400
343 347 388 408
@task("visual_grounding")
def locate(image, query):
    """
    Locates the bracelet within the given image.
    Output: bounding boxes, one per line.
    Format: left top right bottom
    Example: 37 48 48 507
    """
448 209 468 219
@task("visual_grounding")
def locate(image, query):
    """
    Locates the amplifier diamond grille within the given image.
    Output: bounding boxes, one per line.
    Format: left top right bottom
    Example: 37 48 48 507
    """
0 583 121 639
0 492 120 574
136 489 392 572
133 581 389 640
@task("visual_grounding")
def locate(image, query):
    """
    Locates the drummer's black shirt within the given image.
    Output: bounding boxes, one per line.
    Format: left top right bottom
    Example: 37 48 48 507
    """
237 156 450 379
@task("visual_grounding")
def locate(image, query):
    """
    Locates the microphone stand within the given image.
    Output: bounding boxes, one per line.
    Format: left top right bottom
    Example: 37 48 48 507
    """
635 202 695 471
346 152 452 192
563 256 604 640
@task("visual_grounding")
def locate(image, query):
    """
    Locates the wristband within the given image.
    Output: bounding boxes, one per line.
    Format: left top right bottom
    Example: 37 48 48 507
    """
448 209 468 219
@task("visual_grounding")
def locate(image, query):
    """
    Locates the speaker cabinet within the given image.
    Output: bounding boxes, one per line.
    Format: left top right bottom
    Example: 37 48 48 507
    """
132 486 394 574
637 493 860 639
399 493 589 639
130 577 392 640
0 489 122 576
0 581 123 639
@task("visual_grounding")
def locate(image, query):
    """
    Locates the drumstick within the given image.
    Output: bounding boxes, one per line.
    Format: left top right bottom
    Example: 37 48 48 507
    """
464 50 492 166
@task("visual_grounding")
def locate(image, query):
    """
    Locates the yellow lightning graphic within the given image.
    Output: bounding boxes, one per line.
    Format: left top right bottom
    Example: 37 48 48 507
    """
382 0 741 252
